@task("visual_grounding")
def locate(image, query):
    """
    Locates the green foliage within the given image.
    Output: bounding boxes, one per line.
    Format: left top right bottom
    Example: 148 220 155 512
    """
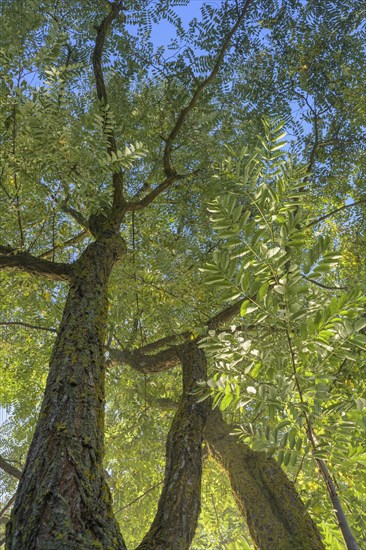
1 0 365 547
200 119 366 545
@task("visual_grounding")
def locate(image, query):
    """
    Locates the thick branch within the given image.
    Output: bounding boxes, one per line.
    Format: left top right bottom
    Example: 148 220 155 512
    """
108 298 246 374
108 345 182 374
137 342 208 550
0 455 22 480
93 2 126 214
134 331 192 354
0 245 72 282
207 298 245 329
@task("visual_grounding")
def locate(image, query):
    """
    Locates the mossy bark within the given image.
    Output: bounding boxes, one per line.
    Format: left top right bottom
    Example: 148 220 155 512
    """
137 342 208 550
6 238 126 550
205 408 325 550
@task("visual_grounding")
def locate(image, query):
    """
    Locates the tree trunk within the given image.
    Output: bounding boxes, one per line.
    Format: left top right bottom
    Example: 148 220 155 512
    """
6 237 127 550
137 342 208 549
205 408 325 550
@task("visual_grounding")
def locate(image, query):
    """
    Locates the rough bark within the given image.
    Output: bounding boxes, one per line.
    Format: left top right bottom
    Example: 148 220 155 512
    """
205 408 325 550
137 342 208 550
6 237 127 550
0 245 72 281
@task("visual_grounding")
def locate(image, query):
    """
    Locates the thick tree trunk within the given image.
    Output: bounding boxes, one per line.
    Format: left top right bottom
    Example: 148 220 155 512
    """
6 237 127 550
137 343 208 550
205 408 325 550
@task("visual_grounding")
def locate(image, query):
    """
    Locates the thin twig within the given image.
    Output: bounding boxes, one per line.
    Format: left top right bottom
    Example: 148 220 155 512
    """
302 274 347 291
115 481 163 513
305 199 366 229
0 321 57 333
38 229 88 259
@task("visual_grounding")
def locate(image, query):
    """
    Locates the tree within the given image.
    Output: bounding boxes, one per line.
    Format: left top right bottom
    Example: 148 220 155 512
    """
0 0 365 548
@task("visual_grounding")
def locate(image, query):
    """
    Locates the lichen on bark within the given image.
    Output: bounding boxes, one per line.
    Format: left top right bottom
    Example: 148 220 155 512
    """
6 237 127 550
205 408 325 550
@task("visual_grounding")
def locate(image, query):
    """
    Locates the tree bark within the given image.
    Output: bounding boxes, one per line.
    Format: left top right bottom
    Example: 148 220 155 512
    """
137 342 208 550
205 408 325 550
6 237 127 550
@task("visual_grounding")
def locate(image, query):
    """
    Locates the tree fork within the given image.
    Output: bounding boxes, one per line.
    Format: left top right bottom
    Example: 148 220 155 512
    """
6 236 127 550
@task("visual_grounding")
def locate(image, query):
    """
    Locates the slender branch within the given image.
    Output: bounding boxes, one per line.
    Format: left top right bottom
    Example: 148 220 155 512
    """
0 494 16 519
302 274 347 291
305 199 366 229
115 481 163 514
163 0 253 177
61 202 89 228
0 321 57 333
316 459 359 550
0 245 72 282
92 1 126 215
12 96 25 249
38 229 89 259
126 173 186 212
0 455 22 480
127 0 253 211
285 327 359 550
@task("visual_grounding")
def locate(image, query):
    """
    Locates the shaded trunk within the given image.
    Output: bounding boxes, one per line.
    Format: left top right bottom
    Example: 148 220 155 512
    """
205 408 325 550
137 342 208 550
6 238 126 550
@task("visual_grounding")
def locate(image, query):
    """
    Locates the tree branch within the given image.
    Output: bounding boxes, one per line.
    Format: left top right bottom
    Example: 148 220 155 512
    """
108 298 246 374
0 495 16 520
60 202 89 229
108 345 182 374
115 481 163 514
163 0 253 177
0 455 22 480
0 322 57 333
93 1 126 215
127 0 253 211
305 199 366 229
38 229 89 259
126 172 186 212
302 275 347 291
0 245 72 282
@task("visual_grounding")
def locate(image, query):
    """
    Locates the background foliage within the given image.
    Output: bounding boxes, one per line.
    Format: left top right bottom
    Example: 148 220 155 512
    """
0 0 365 547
